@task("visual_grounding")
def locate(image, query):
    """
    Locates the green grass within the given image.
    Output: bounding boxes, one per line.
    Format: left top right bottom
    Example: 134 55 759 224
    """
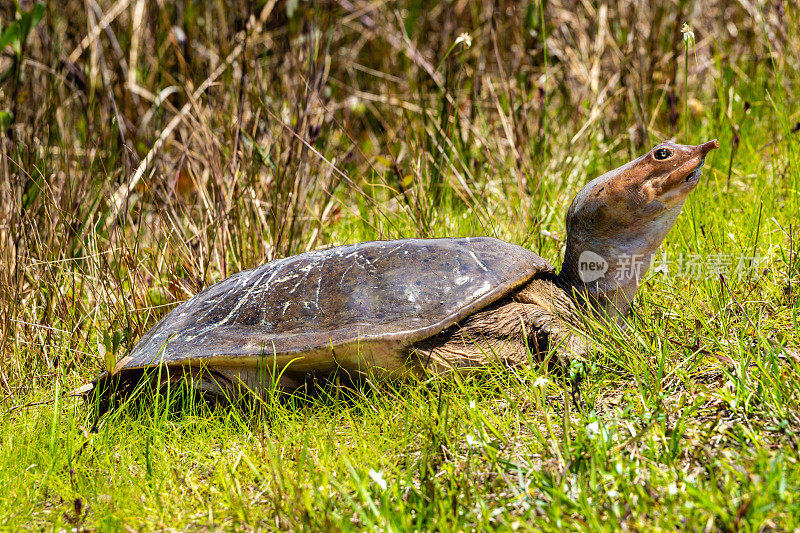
1 0 799 530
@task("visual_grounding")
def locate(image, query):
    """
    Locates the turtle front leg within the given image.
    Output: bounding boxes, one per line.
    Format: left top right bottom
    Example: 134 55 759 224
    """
411 292 586 367
410 296 551 373
544 324 591 414
513 278 592 412
411 295 591 413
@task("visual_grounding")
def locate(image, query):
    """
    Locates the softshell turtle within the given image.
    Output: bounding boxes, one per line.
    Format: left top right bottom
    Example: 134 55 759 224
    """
94 139 719 400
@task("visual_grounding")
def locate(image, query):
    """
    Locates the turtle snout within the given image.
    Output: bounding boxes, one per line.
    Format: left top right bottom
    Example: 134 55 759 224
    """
700 139 719 156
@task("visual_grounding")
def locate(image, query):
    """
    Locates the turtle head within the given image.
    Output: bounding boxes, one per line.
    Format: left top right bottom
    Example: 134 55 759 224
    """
558 139 719 319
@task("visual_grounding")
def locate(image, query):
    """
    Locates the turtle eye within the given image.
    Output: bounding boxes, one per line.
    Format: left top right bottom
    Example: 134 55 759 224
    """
654 148 673 160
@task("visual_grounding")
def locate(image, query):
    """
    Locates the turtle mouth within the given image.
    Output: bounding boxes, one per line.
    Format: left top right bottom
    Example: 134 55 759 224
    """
684 158 705 183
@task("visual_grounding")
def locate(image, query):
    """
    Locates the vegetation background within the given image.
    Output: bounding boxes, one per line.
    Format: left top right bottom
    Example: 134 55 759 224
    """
1 0 798 529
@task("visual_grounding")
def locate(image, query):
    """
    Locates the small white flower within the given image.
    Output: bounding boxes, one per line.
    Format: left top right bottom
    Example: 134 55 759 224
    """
607 489 620 498
455 32 472 49
585 421 601 438
368 469 387 491
468 399 476 410
667 483 679 496
681 23 695 44
532 376 549 389
465 433 485 448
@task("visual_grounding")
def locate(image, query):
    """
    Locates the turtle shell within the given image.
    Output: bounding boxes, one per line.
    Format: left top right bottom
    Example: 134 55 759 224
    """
123 237 553 374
